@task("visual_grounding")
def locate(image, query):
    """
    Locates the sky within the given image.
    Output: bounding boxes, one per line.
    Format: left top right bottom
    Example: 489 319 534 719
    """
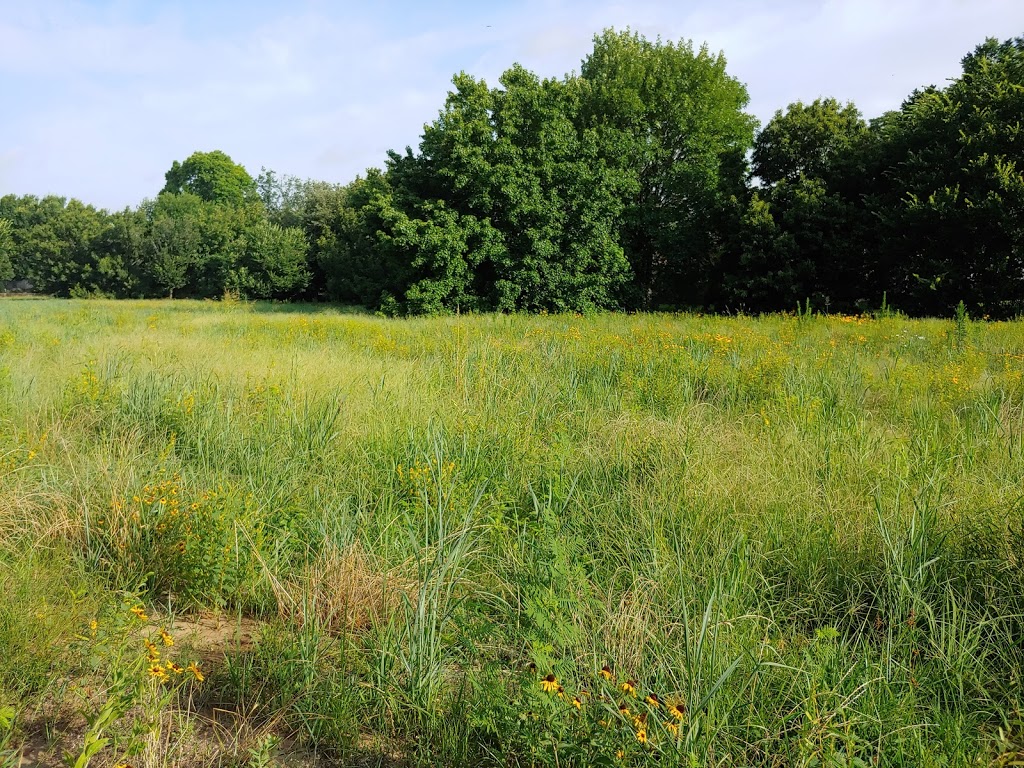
1 0 1022 211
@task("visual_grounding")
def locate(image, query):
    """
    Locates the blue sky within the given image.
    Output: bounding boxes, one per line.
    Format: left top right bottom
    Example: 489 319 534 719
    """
2 0 1022 210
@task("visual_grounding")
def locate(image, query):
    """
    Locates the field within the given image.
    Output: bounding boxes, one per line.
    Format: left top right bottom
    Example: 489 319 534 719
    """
0 299 1022 767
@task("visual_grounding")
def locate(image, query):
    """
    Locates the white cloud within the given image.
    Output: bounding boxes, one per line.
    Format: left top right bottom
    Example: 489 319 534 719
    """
1 0 1022 209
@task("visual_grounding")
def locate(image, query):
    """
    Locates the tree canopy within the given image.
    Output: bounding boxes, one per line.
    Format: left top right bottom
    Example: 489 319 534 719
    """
162 150 259 208
3 31 1023 317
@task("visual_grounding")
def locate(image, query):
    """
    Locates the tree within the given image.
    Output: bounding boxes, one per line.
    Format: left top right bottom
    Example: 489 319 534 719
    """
0 219 13 283
752 99 868 186
306 172 413 306
364 64 635 314
91 208 146 297
866 36 1024 317
727 99 873 312
0 195 109 296
230 220 310 299
255 168 316 229
138 193 203 298
580 29 757 309
162 150 259 208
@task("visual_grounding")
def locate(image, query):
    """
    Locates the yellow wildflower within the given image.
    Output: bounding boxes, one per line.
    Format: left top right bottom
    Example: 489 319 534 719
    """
599 665 614 680
621 679 637 696
540 674 559 694
159 628 174 646
148 664 168 681
186 662 204 682
130 605 149 621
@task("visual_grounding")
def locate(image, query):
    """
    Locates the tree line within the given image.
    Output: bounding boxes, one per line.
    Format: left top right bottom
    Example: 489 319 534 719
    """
2 30 1022 317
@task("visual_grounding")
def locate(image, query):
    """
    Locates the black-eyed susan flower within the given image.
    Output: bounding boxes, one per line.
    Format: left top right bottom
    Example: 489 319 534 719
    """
186 662 204 682
571 696 582 710
148 664 168 681
621 679 637 696
668 702 686 721
130 606 149 621
618 702 631 717
600 665 614 680
159 628 174 646
540 674 559 694
644 692 661 708
636 729 648 745
666 721 679 737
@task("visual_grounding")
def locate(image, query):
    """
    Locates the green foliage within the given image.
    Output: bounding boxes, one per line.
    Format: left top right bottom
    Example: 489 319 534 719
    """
581 28 757 308
308 171 401 305
866 36 1024 317
162 150 259 208
137 193 203 298
753 98 869 186
230 220 310 299
0 219 13 284
2 34 1024 317
368 61 636 314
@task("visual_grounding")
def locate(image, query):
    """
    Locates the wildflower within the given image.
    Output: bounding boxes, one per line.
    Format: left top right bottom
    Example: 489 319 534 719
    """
159 628 174 646
599 665 614 680
636 729 648 745
145 640 160 661
666 721 679 737
130 605 149 621
571 696 582 710
148 664 168 681
615 750 625 760
89 619 98 634
621 679 637 697
540 674 559 694
644 692 660 708
633 713 648 731
618 702 631 717
186 662 204 682
668 702 686 721
165 661 184 674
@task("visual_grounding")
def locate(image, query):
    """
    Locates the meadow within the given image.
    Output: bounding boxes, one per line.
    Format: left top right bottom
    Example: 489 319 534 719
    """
0 298 1022 767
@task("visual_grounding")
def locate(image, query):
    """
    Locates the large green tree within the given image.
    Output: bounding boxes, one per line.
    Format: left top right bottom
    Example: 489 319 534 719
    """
865 36 1024 317
229 220 310 299
360 62 635 314
752 98 868 186
580 29 757 309
725 99 873 312
162 150 259 208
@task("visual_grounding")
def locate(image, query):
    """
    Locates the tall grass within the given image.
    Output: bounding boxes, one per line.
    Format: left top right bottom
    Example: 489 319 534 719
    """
0 299 1022 765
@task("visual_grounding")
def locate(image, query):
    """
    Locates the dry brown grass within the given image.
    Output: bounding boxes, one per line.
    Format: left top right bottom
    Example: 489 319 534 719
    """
273 542 417 634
